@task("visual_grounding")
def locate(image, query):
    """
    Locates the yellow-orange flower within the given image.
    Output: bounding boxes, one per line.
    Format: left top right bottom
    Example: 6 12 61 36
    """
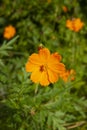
3 25 16 39
47 0 51 3
26 48 65 86
66 18 84 32
62 6 68 12
66 20 73 30
60 69 76 82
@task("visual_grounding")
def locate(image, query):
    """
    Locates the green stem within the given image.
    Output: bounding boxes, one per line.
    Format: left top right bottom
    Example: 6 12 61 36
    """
71 32 77 67
35 83 39 94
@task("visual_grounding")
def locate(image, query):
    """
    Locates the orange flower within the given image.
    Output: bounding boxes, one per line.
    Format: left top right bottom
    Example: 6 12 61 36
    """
3 25 16 39
73 18 84 32
26 47 65 86
62 6 68 12
47 0 51 3
60 69 76 82
66 20 74 31
69 69 76 81
66 18 84 32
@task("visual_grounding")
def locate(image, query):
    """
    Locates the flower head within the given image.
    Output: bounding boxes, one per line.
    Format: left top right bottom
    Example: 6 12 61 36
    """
26 47 65 86
47 0 51 3
3 25 16 39
66 18 84 32
62 6 68 12
60 69 76 82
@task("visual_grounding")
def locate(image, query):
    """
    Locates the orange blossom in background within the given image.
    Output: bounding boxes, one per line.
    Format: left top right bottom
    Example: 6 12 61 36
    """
3 25 16 39
60 69 76 82
62 6 68 13
66 18 84 32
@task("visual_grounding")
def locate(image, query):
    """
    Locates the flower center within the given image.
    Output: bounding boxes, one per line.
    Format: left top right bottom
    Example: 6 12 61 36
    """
40 65 45 72
40 64 48 72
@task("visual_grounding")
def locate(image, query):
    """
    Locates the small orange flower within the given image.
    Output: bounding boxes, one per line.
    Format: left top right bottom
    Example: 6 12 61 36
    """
26 47 65 86
66 20 73 31
47 0 51 3
3 25 16 39
69 69 76 81
66 18 84 32
62 6 68 12
60 69 76 82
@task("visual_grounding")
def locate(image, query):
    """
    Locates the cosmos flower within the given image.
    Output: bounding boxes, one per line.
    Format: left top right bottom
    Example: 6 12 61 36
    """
62 6 68 12
3 25 16 39
26 47 65 86
47 0 51 3
60 69 76 82
66 18 84 32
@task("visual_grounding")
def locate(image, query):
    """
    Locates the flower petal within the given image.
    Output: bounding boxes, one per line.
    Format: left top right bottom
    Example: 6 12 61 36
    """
26 62 39 72
47 53 62 65
51 52 62 61
39 48 50 63
30 67 42 83
29 53 41 65
47 69 59 83
48 63 65 73
30 68 50 86
39 71 50 86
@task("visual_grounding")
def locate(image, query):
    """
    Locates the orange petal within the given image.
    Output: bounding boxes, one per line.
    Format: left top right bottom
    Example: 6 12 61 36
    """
60 70 70 82
29 53 42 65
30 67 42 83
39 71 50 86
48 63 65 73
30 68 50 86
47 69 59 83
26 62 39 72
66 20 72 28
47 53 62 65
51 52 62 61
39 48 50 63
